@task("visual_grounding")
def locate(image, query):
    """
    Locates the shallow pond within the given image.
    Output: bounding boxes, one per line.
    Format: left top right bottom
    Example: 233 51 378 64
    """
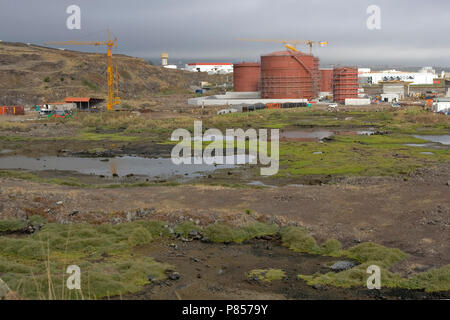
279 128 375 142
413 135 450 146
0 155 254 178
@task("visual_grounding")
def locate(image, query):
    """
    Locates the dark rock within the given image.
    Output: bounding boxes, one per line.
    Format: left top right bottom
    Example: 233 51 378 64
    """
330 261 356 272
168 272 180 280
313 284 323 290
188 230 199 238
201 236 211 243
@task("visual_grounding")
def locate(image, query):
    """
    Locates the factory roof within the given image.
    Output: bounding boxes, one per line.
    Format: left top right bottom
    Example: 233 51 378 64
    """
65 97 91 102
187 63 232 66
64 97 104 103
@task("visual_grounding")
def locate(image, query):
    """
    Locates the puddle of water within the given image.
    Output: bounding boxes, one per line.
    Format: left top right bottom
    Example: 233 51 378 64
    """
171 135 238 142
247 181 277 188
280 129 375 142
0 155 254 178
413 135 450 146
404 143 431 147
280 129 334 142
420 152 434 155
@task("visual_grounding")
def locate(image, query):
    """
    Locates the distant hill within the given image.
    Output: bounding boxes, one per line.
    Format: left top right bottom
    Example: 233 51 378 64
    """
0 42 228 106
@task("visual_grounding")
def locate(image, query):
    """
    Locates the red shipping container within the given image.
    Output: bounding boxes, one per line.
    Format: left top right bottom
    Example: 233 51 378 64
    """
0 106 25 115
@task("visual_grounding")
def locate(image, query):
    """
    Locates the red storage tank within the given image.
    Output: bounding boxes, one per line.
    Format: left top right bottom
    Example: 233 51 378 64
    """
319 68 333 93
260 51 319 99
233 62 261 92
333 67 358 103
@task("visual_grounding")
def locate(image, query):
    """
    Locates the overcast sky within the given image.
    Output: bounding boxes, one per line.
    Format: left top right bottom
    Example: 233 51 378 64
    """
1 0 450 67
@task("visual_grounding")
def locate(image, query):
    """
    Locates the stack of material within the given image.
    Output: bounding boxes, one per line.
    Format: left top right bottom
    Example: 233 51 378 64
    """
0 106 25 115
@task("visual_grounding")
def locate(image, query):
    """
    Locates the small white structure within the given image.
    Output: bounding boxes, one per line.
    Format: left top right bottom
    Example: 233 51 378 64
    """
344 98 371 105
163 65 177 69
358 67 371 74
184 63 233 74
43 102 76 111
434 98 450 114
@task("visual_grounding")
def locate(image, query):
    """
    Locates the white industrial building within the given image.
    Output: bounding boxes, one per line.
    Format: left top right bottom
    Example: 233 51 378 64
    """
433 98 450 115
184 63 233 74
358 68 437 85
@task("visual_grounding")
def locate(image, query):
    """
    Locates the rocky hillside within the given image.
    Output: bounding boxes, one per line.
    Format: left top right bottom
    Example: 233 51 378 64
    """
0 42 228 106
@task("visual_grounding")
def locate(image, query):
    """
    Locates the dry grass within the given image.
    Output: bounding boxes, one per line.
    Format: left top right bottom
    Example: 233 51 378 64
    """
0 120 30 132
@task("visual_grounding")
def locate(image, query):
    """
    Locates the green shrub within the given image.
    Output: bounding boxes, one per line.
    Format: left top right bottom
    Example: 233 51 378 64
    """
204 223 278 243
320 239 342 255
174 221 201 238
0 219 27 232
128 227 153 247
344 242 408 266
248 269 285 282
280 226 321 254
28 215 46 225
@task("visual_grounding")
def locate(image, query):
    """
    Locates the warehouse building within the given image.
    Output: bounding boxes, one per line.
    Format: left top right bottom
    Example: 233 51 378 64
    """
359 68 437 85
184 63 233 74
434 98 450 115
64 97 105 110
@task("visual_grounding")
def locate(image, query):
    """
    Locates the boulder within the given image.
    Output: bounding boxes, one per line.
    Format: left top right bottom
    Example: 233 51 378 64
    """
330 261 356 272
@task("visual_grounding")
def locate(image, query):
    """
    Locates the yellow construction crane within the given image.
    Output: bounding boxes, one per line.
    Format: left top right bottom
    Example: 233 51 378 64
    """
237 38 328 55
45 30 120 111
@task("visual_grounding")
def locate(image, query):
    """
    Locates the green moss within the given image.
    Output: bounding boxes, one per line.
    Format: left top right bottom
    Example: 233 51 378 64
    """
298 263 450 293
343 242 408 267
28 215 47 225
276 134 449 178
0 221 174 299
173 221 201 238
248 269 285 282
320 239 342 255
404 265 450 292
298 262 404 289
0 219 27 232
128 227 153 247
204 222 278 243
280 226 322 254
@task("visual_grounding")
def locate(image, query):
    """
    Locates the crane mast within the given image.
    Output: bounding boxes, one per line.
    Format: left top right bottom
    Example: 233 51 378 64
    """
45 30 120 111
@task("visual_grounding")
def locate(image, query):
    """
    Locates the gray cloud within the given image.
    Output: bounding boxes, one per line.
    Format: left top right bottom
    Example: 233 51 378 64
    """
1 0 450 66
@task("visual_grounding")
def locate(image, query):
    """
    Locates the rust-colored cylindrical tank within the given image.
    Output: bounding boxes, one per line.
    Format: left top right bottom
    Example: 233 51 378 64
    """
333 67 358 103
320 68 333 93
233 62 261 92
260 51 319 99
